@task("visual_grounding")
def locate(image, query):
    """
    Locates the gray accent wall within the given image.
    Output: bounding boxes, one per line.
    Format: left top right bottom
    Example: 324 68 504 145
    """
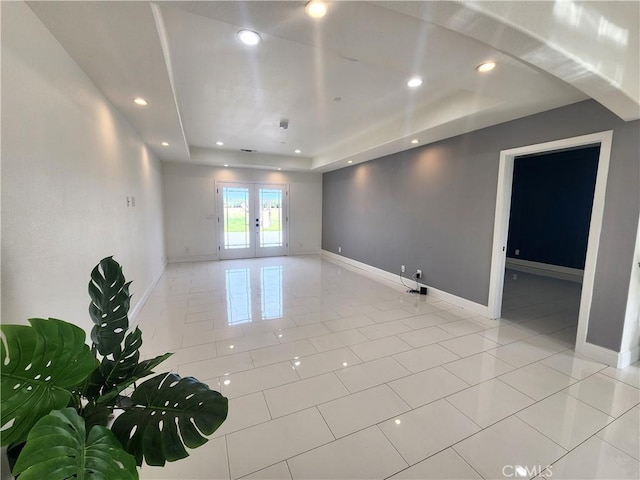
322 100 639 352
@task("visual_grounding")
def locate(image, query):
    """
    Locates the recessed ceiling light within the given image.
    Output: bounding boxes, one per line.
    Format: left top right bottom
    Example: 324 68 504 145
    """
216 141 224 146
133 97 148 106
476 62 496 72
295 149 301 154
407 77 422 88
161 141 169 147
223 164 229 167
305 0 327 18
278 168 282 171
411 139 419 144
347 160 353 164
237 29 261 46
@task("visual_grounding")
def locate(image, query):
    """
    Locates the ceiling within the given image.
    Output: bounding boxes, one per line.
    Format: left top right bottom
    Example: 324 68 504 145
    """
27 1 639 172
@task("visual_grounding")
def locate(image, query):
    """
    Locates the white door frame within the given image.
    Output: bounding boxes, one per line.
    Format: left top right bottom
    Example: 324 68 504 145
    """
487 130 613 356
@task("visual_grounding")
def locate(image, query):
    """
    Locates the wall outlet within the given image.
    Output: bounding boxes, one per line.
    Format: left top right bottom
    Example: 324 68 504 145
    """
401 265 405 273
338 246 342 253
416 269 422 279
515 249 520 256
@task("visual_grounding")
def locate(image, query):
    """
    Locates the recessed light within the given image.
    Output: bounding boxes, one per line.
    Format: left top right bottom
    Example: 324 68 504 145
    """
295 149 301 154
161 141 169 147
278 168 282 171
305 0 327 18
411 139 419 144
347 160 353 164
407 77 422 88
476 62 496 72
216 141 224 146
237 29 261 46
223 164 229 167
133 97 148 106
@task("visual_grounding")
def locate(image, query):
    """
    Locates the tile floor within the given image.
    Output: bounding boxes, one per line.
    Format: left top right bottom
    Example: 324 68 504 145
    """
135 256 640 480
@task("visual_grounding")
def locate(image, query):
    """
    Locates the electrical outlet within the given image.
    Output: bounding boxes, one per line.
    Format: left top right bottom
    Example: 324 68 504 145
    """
416 269 422 279
515 249 520 256
338 246 342 253
401 265 405 273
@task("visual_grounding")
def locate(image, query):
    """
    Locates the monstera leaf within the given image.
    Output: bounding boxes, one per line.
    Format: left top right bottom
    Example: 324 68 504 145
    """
1 318 97 446
13 408 138 480
111 373 228 466
89 257 132 356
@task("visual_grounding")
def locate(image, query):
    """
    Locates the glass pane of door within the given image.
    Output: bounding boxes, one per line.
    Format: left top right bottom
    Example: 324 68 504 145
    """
220 185 254 259
258 188 283 248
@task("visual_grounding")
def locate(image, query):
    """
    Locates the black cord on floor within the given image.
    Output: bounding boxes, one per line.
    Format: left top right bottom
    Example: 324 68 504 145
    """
399 271 420 294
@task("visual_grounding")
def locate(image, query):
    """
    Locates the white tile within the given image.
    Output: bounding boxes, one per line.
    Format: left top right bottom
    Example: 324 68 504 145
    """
336 356 410 393
264 372 349 418
276 323 331 343
522 332 573 354
323 314 375 332
219 361 299 399
349 336 412 362
516 392 613 449
541 350 607 379
487 340 557 368
400 301 444 316
601 362 640 389
379 399 481 465
438 318 488 336
241 462 292 480
447 378 534 427
499 362 577 400
565 373 640 417
287 426 408 479
290 348 362 379
309 329 369 352
215 332 280 356
398 326 453 347
454 416 567 480
139 435 229 479
211 392 271 438
542 436 639 480
401 313 451 329
443 352 514 385
390 448 482 479
318 384 411 438
227 408 334 478
181 325 244 348
389 366 469 408
439 333 500 357
250 339 317 368
597 406 640 460
365 308 414 323
177 351 254 381
478 324 534 345
335 304 378 317
358 320 413 340
392 344 460 373
241 317 298 336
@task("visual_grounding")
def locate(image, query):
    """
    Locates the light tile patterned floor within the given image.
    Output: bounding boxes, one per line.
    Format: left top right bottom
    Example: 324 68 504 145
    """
136 256 640 480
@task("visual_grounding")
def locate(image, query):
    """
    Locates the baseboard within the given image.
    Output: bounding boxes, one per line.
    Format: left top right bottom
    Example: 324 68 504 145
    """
168 254 219 263
321 250 490 317
506 258 583 283
578 341 638 369
129 261 166 326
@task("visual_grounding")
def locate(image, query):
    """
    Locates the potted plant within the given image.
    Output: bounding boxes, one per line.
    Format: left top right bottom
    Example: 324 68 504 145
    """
1 257 228 478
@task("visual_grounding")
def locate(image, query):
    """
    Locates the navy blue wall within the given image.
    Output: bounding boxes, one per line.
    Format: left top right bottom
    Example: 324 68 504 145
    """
506 146 599 269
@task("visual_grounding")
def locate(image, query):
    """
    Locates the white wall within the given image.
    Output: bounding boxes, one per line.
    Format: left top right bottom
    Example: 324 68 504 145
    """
1 2 166 334
163 161 322 262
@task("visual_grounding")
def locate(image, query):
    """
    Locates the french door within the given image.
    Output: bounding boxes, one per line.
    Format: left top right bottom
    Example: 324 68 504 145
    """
217 182 289 259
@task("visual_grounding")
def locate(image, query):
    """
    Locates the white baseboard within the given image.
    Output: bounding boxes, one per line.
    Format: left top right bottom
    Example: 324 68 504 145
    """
578 341 638 369
168 254 219 263
506 258 583 283
129 261 166 326
321 250 490 317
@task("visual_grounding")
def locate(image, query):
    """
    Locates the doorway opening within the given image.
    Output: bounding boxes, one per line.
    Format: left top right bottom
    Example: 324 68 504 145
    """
488 131 613 356
217 182 289 260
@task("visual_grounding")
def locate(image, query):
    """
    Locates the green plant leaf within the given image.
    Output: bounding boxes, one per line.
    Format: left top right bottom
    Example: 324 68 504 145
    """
89 256 132 356
111 373 228 466
1 318 97 447
13 407 138 480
